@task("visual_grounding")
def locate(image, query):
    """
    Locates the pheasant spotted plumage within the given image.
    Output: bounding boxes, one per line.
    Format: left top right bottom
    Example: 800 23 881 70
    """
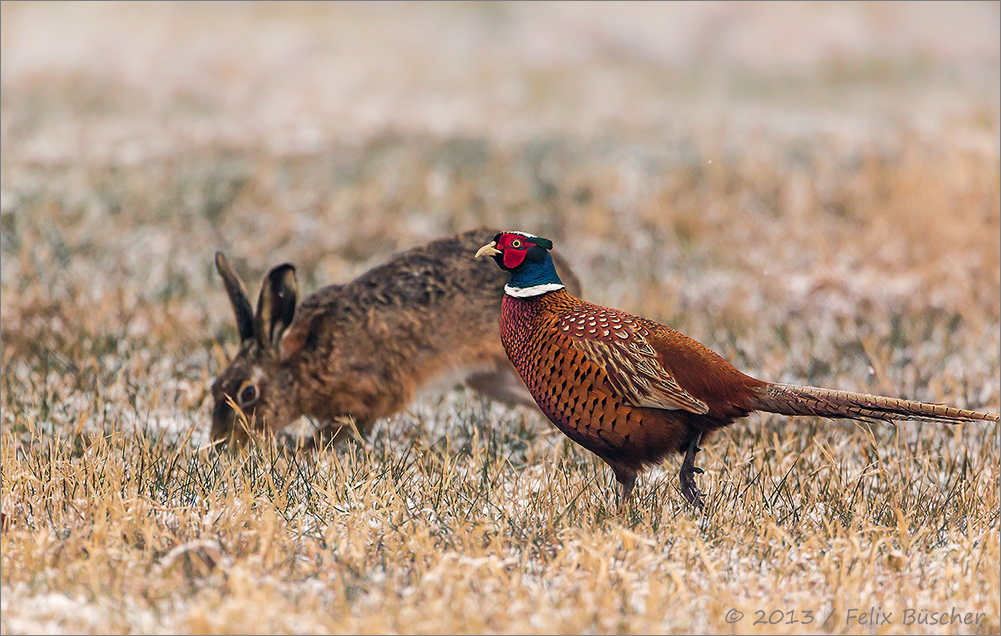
475 231 1001 509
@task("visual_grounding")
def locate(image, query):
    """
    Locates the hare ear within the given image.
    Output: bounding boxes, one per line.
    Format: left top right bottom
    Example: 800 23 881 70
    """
255 263 298 349
215 252 255 342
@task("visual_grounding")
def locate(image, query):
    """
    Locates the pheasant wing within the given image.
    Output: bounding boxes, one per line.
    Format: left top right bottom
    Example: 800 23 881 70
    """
558 311 709 415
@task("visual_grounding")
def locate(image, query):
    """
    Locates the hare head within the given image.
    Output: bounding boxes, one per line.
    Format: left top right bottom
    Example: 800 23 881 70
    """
211 252 302 445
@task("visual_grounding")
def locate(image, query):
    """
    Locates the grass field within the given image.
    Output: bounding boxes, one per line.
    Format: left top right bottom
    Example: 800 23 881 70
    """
1 2 999 634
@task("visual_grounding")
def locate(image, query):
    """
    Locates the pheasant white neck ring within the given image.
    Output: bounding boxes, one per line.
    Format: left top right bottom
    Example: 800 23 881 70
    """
504 282 565 298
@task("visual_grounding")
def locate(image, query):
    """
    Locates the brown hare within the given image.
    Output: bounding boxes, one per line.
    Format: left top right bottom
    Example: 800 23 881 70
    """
211 229 582 446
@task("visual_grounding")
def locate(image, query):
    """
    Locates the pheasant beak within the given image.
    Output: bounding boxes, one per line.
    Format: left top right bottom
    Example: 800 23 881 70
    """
475 242 501 259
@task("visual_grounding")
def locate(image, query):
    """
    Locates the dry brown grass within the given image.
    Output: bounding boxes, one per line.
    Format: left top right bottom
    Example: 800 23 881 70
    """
2 3 999 634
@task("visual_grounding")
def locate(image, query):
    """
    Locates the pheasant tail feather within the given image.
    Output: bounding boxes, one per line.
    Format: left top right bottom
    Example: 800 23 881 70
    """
753 383 1000 424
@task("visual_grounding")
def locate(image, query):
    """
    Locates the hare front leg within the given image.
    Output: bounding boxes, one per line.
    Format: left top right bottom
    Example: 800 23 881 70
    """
293 416 373 450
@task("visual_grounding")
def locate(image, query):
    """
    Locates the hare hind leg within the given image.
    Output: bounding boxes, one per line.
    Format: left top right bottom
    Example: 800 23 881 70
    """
463 358 538 409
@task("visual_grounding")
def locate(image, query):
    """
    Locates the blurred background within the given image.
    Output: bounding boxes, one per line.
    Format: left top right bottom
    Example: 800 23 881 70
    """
2 6 999 632
1 1 998 437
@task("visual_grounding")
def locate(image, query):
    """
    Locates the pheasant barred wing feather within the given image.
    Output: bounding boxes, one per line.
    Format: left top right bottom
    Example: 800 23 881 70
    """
573 338 710 414
557 309 709 415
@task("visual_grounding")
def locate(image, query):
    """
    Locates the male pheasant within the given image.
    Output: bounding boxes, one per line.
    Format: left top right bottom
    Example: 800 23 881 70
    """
475 231 1000 509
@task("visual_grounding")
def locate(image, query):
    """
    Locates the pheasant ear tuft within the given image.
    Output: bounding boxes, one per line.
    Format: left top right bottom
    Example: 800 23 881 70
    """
533 237 553 250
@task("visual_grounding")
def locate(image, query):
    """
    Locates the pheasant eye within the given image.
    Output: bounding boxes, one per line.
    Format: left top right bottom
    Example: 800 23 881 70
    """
237 383 258 407
510 239 522 248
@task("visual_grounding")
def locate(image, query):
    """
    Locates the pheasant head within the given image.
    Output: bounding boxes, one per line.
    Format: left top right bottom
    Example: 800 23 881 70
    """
475 231 566 297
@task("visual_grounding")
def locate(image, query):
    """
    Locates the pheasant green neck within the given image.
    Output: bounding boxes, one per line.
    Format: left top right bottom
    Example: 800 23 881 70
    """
505 252 564 298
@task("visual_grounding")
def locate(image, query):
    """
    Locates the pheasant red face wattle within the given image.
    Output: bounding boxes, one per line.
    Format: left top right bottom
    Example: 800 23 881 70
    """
502 245 527 269
489 233 533 269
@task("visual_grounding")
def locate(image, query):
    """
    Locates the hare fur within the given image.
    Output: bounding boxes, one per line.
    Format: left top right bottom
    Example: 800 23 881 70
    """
211 229 583 446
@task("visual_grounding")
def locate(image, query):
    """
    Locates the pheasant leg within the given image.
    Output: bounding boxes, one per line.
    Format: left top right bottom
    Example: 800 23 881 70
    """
679 432 705 508
614 467 637 515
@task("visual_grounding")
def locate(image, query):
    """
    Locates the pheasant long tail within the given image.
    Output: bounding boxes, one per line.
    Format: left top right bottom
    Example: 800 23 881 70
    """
752 383 1000 424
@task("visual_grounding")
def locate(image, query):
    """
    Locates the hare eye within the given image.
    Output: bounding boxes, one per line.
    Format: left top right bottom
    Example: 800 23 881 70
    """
511 239 522 248
237 383 258 407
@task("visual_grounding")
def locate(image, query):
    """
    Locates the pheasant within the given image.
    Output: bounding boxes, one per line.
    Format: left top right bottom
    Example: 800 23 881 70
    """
475 231 1000 509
